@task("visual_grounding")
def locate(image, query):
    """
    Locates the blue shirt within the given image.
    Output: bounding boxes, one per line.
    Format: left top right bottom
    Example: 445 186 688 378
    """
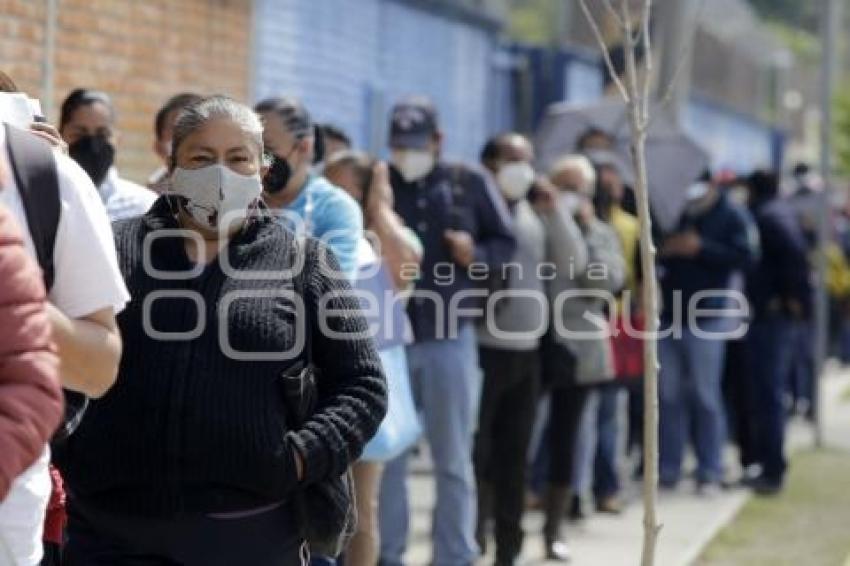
280 175 363 281
391 162 516 342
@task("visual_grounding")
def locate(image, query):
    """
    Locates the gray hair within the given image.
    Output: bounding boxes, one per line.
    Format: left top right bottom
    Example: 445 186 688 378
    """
549 154 597 194
171 95 264 162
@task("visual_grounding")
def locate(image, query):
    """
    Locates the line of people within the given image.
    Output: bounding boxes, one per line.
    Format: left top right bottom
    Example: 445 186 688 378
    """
0 67 824 566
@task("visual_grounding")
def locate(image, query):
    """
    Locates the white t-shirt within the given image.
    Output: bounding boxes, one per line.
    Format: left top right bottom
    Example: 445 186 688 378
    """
0 126 130 565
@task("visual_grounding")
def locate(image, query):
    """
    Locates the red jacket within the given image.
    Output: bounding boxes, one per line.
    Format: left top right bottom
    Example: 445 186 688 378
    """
0 205 62 501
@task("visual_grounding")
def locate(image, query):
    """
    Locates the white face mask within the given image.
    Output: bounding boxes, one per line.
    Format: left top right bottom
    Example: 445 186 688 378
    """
685 182 710 202
391 149 435 182
560 191 584 215
728 187 749 207
684 182 715 216
497 161 535 201
170 164 262 233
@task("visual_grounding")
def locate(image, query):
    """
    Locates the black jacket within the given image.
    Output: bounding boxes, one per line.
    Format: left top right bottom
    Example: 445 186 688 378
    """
660 193 757 319
746 197 812 320
390 162 516 341
56 198 387 516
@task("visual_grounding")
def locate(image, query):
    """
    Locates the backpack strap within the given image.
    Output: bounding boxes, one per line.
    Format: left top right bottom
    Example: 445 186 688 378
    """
5 123 60 291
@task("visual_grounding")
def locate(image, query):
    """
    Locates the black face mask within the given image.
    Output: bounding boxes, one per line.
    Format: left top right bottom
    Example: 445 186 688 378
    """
263 143 302 195
69 135 115 188
263 155 292 195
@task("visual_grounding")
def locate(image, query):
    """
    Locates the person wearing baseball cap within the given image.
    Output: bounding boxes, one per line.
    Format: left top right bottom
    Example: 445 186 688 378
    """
379 97 516 566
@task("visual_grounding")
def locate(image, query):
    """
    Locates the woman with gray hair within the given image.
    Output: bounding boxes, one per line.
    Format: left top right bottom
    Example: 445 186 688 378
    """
535 153 625 561
55 96 387 565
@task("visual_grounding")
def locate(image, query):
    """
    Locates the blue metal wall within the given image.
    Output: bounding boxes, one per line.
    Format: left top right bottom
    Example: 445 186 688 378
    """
563 57 604 105
251 2 781 170
683 95 779 173
251 0 505 161
509 44 603 130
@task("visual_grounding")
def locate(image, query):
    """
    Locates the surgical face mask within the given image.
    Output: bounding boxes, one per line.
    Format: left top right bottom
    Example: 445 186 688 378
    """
69 134 115 188
561 191 584 215
170 164 262 233
391 149 434 183
497 161 535 201
685 182 717 217
685 181 710 202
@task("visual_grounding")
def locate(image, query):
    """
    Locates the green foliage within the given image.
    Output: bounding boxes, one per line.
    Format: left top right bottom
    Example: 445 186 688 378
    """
748 0 820 32
764 21 820 65
507 0 561 44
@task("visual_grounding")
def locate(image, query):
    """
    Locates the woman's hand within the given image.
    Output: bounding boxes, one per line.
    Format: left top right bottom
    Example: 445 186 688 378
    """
576 198 596 228
365 161 394 222
531 176 559 214
444 229 475 267
661 230 701 258
29 122 68 154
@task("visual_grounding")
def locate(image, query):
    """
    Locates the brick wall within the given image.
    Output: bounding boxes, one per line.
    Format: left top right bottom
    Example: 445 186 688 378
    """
1 0 253 183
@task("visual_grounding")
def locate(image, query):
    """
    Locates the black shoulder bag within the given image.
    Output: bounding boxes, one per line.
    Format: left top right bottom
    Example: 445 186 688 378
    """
280 238 357 558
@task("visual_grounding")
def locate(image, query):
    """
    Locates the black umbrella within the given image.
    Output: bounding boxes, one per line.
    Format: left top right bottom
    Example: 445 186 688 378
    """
535 98 710 232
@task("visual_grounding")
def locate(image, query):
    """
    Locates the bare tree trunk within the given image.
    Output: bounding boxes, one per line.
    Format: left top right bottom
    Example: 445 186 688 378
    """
579 1 662 563
632 132 661 566
622 5 662 564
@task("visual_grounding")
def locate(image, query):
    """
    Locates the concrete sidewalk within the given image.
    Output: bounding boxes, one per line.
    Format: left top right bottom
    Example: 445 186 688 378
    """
403 466 748 566
400 369 850 566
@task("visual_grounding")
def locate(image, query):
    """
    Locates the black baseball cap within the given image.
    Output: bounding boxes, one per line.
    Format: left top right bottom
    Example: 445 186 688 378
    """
389 96 438 149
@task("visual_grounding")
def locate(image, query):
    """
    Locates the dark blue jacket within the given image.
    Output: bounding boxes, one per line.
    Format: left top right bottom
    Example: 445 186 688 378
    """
660 193 757 321
391 162 516 342
746 198 812 320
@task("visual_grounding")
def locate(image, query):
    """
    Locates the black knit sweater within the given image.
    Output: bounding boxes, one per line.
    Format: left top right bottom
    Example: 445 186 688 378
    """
55 198 387 516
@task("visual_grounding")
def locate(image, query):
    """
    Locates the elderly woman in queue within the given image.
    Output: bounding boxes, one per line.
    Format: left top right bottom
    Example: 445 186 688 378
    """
55 96 387 566
534 154 625 561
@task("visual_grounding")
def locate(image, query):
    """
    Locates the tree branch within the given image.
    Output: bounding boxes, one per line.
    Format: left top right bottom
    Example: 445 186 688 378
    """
640 0 653 126
620 1 664 563
602 0 625 28
578 0 630 102
621 0 638 101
